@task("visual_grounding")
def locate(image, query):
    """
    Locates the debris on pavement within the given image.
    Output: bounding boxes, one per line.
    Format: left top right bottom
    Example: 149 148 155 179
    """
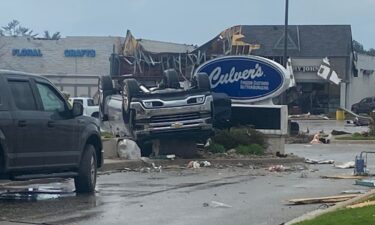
187 161 211 169
355 179 375 187
310 132 331 144
187 161 201 169
305 159 334 164
150 154 176 160
203 201 232 208
151 163 162 172
268 165 286 172
287 194 359 205
300 172 308 178
341 190 367 194
117 139 141 160
347 200 375 209
139 163 162 173
139 167 151 173
334 161 355 169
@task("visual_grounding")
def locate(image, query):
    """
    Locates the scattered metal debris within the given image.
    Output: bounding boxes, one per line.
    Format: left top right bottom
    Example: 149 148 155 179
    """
334 161 355 169
305 159 334 164
203 201 232 208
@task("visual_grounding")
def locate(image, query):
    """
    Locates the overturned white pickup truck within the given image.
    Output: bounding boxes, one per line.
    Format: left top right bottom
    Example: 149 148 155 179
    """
99 69 230 154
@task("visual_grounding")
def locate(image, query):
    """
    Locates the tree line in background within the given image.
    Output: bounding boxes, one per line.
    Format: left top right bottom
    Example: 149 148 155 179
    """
353 40 375 56
0 20 61 40
1 19 374 56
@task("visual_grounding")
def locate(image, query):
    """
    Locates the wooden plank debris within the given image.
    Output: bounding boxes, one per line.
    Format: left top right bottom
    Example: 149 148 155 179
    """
321 175 369 179
347 200 375 209
287 194 359 205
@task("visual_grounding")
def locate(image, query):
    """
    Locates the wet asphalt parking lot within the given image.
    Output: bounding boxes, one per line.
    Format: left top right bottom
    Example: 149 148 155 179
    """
0 120 373 225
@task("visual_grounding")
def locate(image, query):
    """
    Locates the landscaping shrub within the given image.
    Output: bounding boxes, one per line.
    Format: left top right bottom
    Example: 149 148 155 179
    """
101 131 114 139
211 127 267 149
235 144 264 155
206 143 226 154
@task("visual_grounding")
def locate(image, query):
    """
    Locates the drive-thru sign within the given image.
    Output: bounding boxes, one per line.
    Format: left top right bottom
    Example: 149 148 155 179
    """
195 55 290 103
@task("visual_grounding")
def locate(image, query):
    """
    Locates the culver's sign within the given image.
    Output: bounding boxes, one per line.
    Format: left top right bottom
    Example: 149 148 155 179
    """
195 56 289 103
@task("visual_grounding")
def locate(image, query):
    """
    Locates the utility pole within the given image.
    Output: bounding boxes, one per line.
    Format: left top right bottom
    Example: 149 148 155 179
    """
281 0 289 105
283 0 289 68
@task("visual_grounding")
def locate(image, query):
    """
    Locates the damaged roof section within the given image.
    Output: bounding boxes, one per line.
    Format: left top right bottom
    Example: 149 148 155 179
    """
123 30 196 55
118 25 353 81
195 25 353 57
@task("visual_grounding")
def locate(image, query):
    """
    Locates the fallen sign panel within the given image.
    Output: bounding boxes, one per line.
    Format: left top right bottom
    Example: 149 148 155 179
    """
347 200 375 209
355 179 375 187
287 194 359 205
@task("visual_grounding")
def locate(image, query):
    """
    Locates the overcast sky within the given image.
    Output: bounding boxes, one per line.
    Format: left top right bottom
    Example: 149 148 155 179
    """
1 0 375 49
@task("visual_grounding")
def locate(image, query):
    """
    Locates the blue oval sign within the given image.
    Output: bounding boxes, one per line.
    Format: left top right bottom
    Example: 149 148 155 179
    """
195 56 287 102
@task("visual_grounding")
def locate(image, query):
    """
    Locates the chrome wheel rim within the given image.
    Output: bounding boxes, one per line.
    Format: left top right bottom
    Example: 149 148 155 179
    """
90 156 96 184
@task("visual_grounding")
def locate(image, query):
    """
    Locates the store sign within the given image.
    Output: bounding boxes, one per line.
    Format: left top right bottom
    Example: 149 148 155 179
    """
293 65 320 72
195 56 288 102
12 48 42 57
64 49 96 57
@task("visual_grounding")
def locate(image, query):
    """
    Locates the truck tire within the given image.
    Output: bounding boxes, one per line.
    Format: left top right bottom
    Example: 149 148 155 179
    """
123 79 140 123
163 69 180 89
91 112 99 118
99 76 113 91
195 72 211 91
99 76 114 121
74 144 97 194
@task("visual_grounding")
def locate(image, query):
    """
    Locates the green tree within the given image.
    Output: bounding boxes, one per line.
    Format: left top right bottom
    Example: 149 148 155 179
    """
1 20 36 37
353 40 364 53
44 30 61 40
353 40 375 56
0 20 61 40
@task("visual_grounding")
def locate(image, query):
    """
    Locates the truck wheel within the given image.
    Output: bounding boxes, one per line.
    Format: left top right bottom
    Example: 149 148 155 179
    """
195 72 211 91
163 69 180 89
99 76 113 91
74 145 97 194
99 76 114 121
123 79 140 123
124 79 140 99
91 112 99 118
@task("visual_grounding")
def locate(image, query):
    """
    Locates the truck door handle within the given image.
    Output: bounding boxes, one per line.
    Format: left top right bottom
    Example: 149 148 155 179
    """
47 121 55 127
18 120 27 127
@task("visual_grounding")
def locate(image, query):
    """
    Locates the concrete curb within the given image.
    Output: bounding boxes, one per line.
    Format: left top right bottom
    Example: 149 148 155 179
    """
100 157 305 171
284 188 375 225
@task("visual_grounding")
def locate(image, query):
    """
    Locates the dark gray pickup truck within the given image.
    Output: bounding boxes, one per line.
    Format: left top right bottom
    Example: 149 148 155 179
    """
98 69 231 156
0 70 103 193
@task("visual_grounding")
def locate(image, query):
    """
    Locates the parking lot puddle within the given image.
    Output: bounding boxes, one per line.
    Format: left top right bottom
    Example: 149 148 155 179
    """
0 186 75 201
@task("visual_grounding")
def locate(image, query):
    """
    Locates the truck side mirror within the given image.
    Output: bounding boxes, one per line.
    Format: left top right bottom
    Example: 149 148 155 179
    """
72 101 83 117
